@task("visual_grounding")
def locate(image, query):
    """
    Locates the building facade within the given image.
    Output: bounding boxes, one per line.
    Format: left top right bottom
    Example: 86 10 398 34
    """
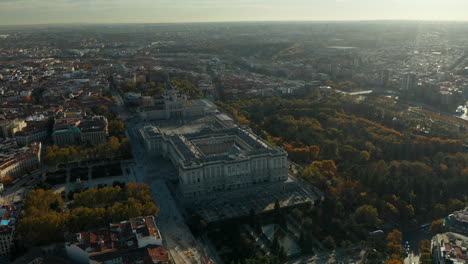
140 122 288 198
0 142 41 179
52 125 81 146
52 115 107 146
138 84 204 120
0 204 20 257
14 121 49 146
79 116 108 145
0 119 27 139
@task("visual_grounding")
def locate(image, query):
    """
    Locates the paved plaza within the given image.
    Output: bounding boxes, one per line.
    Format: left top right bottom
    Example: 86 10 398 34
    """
127 121 209 264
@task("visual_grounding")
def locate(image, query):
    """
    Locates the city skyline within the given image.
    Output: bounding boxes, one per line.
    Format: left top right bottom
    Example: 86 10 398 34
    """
1 0 468 25
1 6 468 264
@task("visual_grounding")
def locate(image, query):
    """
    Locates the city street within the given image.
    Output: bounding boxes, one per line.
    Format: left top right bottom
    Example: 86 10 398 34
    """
402 227 431 264
125 117 210 264
404 253 419 264
151 179 204 264
0 170 42 203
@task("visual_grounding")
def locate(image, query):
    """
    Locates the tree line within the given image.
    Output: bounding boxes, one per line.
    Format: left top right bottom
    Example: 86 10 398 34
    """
16 182 159 249
44 136 132 167
217 93 467 262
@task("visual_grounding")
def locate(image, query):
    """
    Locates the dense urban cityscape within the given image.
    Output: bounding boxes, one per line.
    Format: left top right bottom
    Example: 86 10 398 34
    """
0 20 467 264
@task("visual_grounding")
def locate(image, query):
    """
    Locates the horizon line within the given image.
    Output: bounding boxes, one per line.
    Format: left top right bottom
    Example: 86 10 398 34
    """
2 18 468 27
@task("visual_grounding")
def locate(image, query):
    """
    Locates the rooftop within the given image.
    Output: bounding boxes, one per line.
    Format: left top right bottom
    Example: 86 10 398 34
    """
175 126 284 165
78 116 108 133
69 216 161 256
89 245 169 264
0 142 41 171
142 114 285 167
448 207 468 224
0 203 20 235
434 232 468 263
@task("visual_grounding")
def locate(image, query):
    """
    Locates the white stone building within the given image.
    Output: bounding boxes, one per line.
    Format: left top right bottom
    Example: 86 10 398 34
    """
140 117 288 198
137 83 205 120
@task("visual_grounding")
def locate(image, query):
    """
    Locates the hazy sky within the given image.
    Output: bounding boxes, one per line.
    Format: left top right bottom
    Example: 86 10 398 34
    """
0 0 468 25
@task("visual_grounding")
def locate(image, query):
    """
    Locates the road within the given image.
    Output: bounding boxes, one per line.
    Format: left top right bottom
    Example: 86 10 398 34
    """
0 169 43 203
121 100 212 264
404 253 419 264
402 226 431 264
127 127 206 264
111 89 129 121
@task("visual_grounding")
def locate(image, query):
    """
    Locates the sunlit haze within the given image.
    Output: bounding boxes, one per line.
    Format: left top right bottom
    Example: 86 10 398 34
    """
1 0 468 25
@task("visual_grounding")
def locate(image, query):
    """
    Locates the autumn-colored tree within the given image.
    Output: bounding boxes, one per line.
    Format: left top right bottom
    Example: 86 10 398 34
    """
431 203 447 219
386 229 403 263
17 182 158 249
2 175 13 185
385 258 403 264
283 143 320 163
430 219 445 235
323 235 336 249
312 160 337 177
214 94 468 253
170 77 203 98
447 199 465 213
108 120 125 138
419 240 432 264
380 201 399 222
462 168 468 177
354 205 381 227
